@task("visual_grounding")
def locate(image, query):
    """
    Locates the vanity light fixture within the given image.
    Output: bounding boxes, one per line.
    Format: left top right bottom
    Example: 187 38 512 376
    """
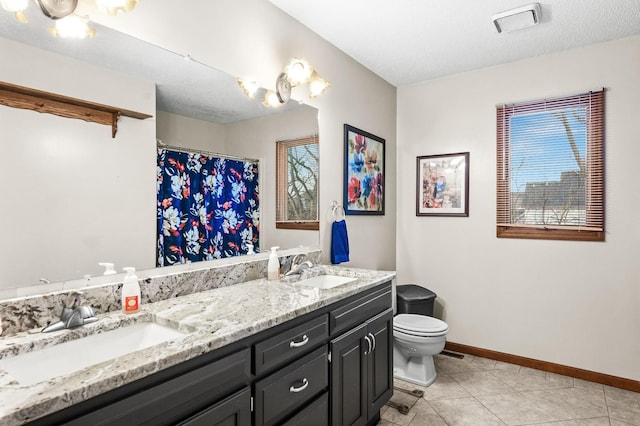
48 14 95 39
1 0 28 22
242 57 330 107
492 3 541 33
95 0 138 16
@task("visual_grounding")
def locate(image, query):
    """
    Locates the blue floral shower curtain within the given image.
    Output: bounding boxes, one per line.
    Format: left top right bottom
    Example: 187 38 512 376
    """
156 148 260 266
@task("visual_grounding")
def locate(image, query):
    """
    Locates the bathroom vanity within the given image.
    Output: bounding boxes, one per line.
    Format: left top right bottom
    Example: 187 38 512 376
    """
0 264 395 426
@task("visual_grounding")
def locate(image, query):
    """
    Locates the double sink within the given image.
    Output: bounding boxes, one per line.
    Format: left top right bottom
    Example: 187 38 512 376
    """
0 273 357 387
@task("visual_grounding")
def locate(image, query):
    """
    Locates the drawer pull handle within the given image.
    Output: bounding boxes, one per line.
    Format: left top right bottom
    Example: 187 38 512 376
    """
289 378 309 393
289 334 309 348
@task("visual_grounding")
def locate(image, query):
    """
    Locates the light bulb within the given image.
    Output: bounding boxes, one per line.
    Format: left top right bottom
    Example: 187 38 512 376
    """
262 90 282 108
237 78 259 98
308 71 330 98
49 15 96 39
1 0 28 22
285 58 313 86
96 0 138 16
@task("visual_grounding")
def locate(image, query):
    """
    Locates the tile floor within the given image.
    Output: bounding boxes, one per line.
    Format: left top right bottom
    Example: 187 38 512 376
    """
378 353 640 426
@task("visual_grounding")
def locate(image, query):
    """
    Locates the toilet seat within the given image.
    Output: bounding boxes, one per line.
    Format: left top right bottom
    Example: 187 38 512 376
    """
394 314 448 337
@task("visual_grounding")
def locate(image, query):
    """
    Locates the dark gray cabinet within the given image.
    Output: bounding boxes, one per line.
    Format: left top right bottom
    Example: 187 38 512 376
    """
330 308 394 426
178 388 251 426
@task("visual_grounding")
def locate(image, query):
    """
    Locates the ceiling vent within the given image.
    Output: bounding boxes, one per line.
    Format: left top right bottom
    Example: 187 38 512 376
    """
492 3 541 33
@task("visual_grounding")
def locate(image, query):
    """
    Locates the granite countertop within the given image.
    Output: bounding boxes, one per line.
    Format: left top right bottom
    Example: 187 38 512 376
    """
0 266 395 426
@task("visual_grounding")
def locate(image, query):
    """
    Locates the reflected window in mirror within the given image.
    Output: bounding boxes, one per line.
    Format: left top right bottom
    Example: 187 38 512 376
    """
276 136 319 230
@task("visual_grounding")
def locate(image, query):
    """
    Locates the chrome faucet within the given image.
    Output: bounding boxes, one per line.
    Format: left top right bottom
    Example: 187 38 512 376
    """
284 254 314 276
42 292 99 333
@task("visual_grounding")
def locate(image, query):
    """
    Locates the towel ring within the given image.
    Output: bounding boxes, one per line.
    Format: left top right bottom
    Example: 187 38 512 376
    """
327 201 346 223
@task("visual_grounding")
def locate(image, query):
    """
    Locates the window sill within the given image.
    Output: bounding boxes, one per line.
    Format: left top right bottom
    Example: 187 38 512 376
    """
497 226 604 242
276 221 319 231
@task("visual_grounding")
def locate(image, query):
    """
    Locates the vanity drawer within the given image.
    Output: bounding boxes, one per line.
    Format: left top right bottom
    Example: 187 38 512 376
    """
329 284 392 336
281 392 328 426
254 346 328 426
254 314 328 375
63 348 251 426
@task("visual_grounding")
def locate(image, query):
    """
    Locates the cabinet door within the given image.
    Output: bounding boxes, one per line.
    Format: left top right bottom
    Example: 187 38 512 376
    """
366 308 394 419
178 387 251 426
330 322 368 426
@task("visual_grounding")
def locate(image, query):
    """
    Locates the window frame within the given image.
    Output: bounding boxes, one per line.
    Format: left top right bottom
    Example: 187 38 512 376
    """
275 135 320 231
496 90 605 242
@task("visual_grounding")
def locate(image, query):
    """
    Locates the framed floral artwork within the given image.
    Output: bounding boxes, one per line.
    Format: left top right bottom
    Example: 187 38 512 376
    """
416 152 469 217
343 124 385 215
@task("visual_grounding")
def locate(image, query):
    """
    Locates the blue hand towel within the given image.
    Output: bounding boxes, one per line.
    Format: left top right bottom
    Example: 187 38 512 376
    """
331 220 350 264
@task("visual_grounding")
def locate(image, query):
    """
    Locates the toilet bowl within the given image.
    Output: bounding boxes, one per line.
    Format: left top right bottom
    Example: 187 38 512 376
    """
393 313 448 386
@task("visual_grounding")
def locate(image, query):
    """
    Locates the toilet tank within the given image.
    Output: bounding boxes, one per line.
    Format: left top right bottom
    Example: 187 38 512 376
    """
396 284 437 316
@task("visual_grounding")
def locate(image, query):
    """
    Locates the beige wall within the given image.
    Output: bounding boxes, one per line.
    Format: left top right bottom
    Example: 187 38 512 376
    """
89 0 398 270
396 36 640 381
156 111 226 153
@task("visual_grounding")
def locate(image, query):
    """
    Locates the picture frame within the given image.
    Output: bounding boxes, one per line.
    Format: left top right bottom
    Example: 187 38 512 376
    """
416 152 469 217
343 124 385 215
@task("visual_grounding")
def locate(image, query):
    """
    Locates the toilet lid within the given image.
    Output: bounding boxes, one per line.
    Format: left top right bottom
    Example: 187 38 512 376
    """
394 314 448 335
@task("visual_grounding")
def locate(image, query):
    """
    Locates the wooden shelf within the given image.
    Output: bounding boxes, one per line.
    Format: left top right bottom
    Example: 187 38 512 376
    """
0 81 152 138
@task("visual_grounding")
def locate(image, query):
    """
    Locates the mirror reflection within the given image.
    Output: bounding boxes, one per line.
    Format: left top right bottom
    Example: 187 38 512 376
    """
0 12 319 295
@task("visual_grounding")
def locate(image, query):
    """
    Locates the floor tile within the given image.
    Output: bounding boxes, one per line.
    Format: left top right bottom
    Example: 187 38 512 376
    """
430 397 507 425
573 378 604 391
610 419 640 426
605 386 640 425
533 418 612 425
435 354 497 374
608 406 640 426
449 370 516 396
382 403 416 426
489 368 574 392
394 377 427 393
521 387 608 421
408 399 448 426
420 371 472 401
477 392 556 425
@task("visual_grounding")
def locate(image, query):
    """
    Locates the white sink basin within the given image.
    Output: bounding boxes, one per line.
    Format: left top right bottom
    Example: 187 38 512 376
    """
0 322 187 385
295 275 357 289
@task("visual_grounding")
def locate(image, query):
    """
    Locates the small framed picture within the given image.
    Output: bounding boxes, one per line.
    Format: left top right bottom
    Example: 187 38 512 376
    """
416 152 469 217
343 124 385 215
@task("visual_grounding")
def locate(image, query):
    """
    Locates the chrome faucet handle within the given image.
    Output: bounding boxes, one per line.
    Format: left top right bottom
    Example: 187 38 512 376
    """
291 254 308 266
59 291 83 323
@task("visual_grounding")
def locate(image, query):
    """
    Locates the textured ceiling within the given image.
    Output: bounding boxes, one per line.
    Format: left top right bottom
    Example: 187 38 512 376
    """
268 0 640 86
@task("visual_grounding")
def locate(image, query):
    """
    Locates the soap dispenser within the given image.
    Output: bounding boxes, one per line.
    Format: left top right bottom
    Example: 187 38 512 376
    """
98 262 116 275
121 267 141 314
267 246 280 280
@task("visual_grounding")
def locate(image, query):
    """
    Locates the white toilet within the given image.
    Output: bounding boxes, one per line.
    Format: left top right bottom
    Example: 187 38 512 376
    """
393 285 449 387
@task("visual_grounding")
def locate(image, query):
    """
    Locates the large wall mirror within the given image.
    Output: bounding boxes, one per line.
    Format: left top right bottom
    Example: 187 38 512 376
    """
0 11 319 296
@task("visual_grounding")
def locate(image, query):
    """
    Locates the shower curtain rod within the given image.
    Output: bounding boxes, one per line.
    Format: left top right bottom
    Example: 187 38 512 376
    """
157 142 259 163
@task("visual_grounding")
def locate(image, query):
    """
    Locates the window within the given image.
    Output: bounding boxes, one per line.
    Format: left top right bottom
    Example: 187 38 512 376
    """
276 136 319 230
496 90 604 241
